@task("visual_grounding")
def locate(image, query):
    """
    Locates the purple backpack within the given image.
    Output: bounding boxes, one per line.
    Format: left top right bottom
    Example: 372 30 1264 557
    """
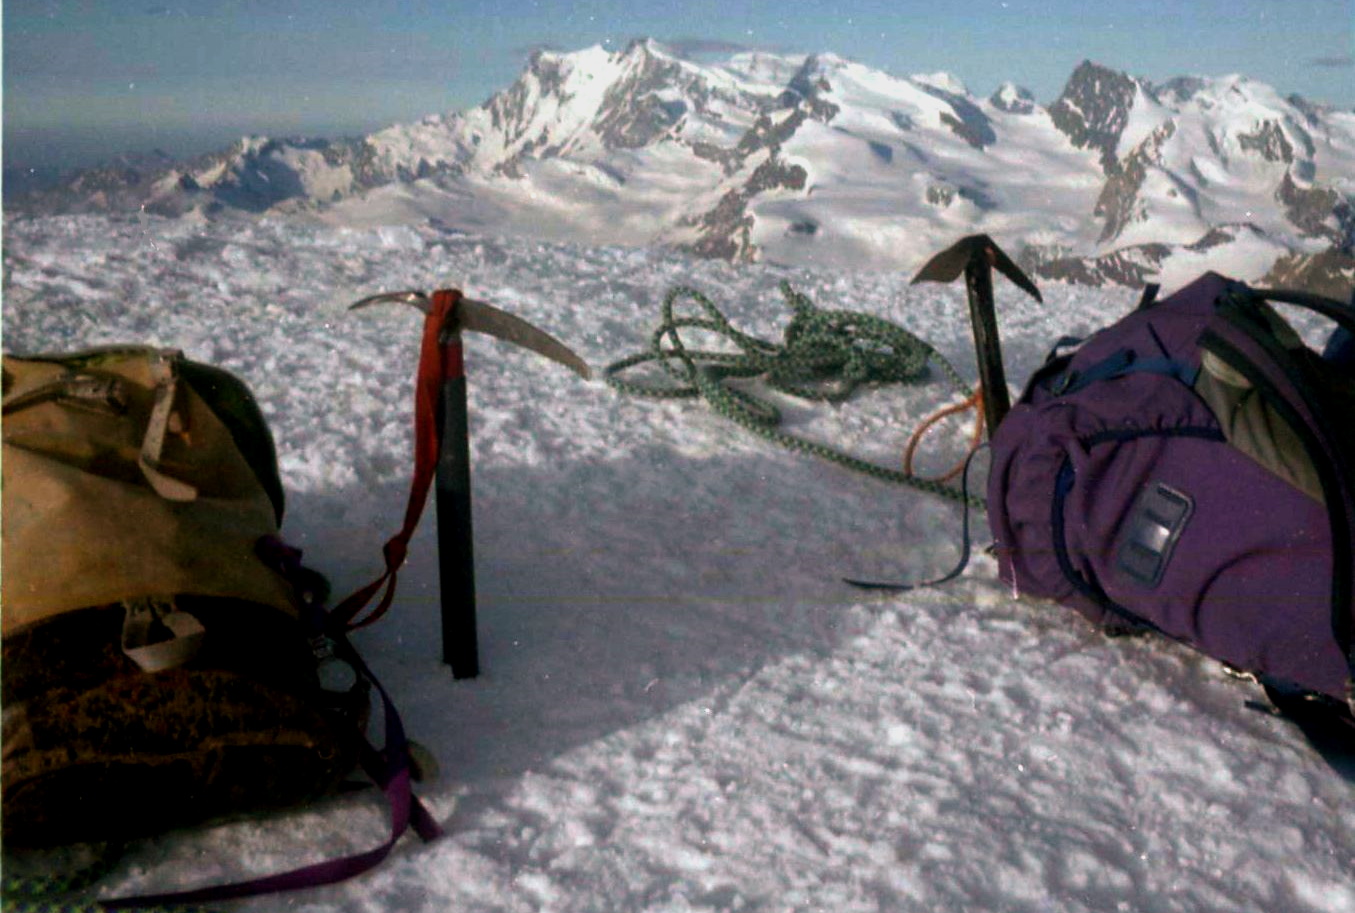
986 273 1355 714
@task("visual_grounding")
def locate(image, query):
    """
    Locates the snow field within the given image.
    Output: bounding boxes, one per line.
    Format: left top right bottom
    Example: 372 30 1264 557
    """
3 213 1353 912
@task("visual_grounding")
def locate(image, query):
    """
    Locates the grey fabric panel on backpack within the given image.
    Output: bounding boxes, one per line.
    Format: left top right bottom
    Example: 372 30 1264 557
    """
1195 349 1323 504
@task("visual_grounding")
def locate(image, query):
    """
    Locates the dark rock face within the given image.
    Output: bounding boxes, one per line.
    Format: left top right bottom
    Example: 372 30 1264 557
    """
1277 170 1354 247
1094 121 1177 243
925 184 955 208
1049 60 1144 173
683 153 808 262
1262 248 1355 298
1286 93 1328 128
1237 120 1294 164
487 54 562 147
786 56 843 123
918 85 996 149
989 83 1036 114
737 109 809 160
1021 242 1173 286
595 42 718 150
1186 226 1236 251
746 155 808 195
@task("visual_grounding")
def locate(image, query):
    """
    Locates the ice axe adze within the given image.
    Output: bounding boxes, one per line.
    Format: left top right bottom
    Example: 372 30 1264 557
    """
911 234 1041 438
339 289 590 679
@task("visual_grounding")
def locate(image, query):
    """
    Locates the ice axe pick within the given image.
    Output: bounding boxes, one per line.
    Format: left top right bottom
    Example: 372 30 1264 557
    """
347 289 590 678
911 234 1041 437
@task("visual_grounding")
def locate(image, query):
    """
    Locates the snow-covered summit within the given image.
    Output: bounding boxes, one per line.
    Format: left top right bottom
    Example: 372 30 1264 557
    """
12 44 1355 294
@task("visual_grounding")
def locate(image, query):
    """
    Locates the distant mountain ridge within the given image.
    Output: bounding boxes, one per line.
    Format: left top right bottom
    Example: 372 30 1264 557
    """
12 40 1355 294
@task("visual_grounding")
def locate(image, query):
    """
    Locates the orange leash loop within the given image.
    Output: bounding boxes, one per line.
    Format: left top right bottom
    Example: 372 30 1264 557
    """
903 387 985 484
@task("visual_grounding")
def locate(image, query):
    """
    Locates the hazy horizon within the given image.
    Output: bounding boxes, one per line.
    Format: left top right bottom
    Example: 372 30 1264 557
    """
6 46 1354 187
5 0 1352 183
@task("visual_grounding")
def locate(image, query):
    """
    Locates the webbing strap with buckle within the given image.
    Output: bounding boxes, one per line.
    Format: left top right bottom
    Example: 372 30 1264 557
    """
329 290 462 631
97 625 442 910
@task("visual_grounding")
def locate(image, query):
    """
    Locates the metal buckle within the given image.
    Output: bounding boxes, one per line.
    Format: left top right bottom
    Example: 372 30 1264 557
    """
58 373 129 414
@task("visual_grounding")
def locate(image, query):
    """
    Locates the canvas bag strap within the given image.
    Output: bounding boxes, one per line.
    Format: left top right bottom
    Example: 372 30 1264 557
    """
137 352 201 502
2 349 199 501
329 290 462 631
98 631 442 910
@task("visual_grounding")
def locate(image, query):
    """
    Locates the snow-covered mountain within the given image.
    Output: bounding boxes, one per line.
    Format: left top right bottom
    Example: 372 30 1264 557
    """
14 40 1355 293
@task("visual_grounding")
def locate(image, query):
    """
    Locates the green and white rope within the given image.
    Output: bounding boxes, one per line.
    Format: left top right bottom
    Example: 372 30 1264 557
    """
605 282 984 508
2 847 213 913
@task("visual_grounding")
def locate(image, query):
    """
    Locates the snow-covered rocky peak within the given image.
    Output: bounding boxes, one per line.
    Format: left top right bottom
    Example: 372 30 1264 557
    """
911 71 970 97
12 45 1354 295
990 82 1036 114
1049 60 1151 173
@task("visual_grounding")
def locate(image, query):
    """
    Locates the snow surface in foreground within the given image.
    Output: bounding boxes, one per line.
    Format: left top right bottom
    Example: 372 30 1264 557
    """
3 213 1353 912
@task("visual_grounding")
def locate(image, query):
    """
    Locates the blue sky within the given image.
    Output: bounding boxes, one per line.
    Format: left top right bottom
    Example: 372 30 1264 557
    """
4 0 1353 172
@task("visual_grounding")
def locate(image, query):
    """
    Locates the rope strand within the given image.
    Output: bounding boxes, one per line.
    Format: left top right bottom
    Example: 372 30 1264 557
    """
605 282 985 508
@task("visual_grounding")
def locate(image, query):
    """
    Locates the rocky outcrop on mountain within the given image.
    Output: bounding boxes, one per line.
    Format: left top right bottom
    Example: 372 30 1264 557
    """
595 41 722 150
1048 61 1145 173
990 83 1036 115
1238 120 1295 164
1185 223 1265 251
487 52 566 149
1021 242 1173 287
786 56 843 123
920 84 996 150
1094 121 1178 243
1262 248 1355 299
683 152 808 262
1277 170 1354 247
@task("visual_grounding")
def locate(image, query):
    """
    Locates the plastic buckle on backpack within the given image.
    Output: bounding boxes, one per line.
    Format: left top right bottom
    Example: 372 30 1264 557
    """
52 371 129 414
1115 482 1194 588
1050 371 1076 395
309 633 360 694
120 595 207 673
1 372 129 417
58 373 129 415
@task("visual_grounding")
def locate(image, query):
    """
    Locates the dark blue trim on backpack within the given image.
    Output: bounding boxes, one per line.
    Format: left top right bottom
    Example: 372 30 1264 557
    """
1081 426 1226 450
1049 426 1226 636
844 445 988 592
1057 349 1200 397
1051 459 1157 635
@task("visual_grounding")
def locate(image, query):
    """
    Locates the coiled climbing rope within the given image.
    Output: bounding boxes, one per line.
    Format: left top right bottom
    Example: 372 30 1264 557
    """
1 847 213 913
605 282 985 509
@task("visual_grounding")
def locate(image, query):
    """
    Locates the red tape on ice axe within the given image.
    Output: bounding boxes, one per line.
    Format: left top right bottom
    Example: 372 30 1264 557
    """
340 287 590 677
332 289 461 635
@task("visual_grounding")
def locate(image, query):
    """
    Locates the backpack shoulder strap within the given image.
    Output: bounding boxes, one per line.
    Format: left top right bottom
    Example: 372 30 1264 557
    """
1206 283 1355 714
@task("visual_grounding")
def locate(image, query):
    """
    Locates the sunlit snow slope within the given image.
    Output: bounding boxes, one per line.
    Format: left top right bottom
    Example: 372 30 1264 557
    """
3 212 1352 912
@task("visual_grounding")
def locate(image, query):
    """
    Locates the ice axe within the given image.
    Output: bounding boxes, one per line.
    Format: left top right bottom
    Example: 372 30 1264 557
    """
338 289 590 678
911 234 1041 437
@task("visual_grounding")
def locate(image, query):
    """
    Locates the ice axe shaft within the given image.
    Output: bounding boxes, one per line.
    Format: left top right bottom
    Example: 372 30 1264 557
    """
431 326 478 678
350 289 590 678
912 234 1041 437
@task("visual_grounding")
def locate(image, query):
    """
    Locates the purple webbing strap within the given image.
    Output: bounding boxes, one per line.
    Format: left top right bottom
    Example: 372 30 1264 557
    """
100 644 442 909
